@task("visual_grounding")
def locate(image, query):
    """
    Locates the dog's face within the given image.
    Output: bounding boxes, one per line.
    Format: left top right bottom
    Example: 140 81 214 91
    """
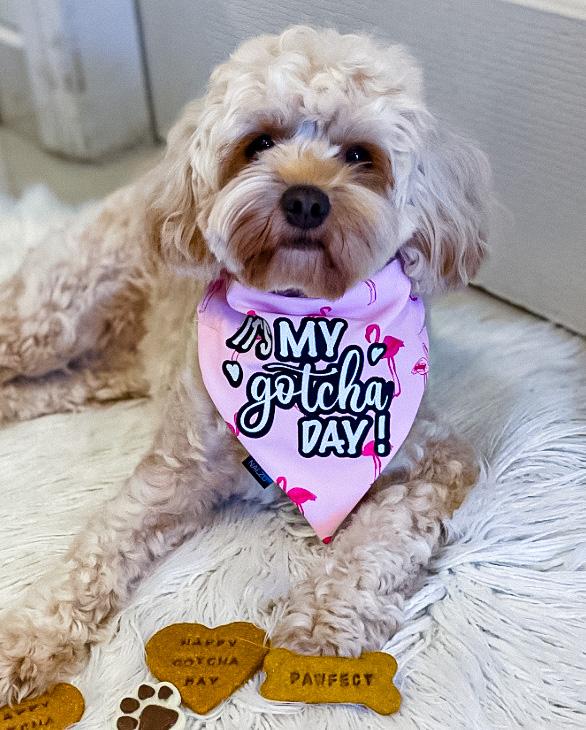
205 126 395 299
148 27 491 299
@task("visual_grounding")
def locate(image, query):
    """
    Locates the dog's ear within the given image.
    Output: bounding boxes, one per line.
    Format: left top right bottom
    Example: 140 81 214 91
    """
398 118 491 294
144 100 218 277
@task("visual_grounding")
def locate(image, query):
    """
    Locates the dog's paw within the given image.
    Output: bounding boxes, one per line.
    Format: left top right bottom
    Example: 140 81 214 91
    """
115 682 185 730
0 607 87 705
268 592 365 659
270 621 343 657
416 434 480 504
0 325 23 381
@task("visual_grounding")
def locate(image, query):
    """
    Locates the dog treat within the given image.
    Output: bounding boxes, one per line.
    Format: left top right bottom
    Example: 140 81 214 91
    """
260 648 401 715
145 622 269 714
114 681 185 730
0 683 84 730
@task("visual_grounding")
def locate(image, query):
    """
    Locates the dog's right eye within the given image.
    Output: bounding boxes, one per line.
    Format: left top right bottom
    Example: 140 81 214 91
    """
345 145 372 165
245 134 275 159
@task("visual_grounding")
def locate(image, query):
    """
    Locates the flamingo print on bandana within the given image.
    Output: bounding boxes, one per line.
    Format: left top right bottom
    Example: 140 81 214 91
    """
364 324 404 397
411 342 429 385
199 278 224 312
225 412 240 436
362 440 382 481
309 306 332 317
276 476 317 515
364 279 377 305
198 258 428 541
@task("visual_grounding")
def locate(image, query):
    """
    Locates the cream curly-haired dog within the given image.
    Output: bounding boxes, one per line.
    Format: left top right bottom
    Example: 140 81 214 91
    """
0 26 490 703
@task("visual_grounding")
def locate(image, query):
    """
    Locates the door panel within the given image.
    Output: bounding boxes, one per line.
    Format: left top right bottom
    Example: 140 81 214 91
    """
0 0 37 138
6 0 153 160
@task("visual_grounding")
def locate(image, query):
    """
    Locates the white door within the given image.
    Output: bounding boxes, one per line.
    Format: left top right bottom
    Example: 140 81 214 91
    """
0 0 36 138
138 0 586 335
0 0 152 160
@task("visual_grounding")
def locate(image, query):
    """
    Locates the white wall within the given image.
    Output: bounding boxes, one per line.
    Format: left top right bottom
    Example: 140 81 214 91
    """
129 2 586 333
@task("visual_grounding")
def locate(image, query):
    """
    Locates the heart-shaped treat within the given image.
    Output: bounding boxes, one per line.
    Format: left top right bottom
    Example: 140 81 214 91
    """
145 622 269 715
0 683 85 730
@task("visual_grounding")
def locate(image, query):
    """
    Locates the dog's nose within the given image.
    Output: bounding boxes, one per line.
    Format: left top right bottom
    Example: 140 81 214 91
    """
280 185 330 229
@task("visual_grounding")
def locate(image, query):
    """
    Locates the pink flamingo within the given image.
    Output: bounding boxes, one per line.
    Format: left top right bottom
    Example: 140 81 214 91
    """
364 323 404 396
225 412 240 436
411 342 429 384
362 440 382 481
411 358 428 383
276 476 317 515
309 306 332 317
199 278 223 312
364 279 377 305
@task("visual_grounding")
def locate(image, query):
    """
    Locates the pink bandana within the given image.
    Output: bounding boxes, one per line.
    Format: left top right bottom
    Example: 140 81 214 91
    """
198 259 428 542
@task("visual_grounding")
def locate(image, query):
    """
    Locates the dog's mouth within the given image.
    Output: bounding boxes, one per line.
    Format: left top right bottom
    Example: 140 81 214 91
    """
273 288 306 297
281 236 324 251
271 236 326 296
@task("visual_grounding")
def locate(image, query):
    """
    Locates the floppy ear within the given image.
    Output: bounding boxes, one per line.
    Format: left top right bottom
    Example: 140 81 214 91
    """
398 118 492 294
144 100 219 278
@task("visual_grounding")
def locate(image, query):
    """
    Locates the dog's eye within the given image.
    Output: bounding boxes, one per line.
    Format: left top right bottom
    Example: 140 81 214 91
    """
245 134 275 159
345 145 372 165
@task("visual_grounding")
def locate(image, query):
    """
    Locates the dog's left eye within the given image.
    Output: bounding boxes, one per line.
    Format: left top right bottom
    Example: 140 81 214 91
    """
345 145 372 165
245 134 275 158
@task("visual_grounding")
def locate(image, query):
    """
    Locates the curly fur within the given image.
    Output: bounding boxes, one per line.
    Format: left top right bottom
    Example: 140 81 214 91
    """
0 26 491 704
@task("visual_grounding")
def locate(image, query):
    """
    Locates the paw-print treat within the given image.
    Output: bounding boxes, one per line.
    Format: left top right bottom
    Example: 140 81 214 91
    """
115 682 185 730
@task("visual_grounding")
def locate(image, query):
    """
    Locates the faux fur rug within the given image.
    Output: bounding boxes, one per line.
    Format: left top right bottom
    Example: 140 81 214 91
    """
1 187 585 729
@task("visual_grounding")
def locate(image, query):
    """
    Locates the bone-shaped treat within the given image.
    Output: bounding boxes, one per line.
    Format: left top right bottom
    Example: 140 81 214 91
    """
260 648 401 715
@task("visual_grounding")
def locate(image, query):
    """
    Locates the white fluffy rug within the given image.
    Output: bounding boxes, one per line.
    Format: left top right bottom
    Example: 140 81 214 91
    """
1 188 585 729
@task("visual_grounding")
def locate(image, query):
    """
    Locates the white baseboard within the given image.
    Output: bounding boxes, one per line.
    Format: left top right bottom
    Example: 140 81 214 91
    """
502 0 586 21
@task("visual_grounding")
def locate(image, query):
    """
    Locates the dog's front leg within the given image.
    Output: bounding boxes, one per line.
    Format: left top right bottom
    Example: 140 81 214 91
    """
270 415 479 656
0 374 242 704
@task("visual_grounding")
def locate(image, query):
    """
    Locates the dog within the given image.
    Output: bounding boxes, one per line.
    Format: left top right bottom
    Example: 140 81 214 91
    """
0 26 491 704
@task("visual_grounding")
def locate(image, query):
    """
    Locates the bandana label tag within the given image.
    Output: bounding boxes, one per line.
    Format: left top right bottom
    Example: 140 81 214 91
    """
242 455 274 489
